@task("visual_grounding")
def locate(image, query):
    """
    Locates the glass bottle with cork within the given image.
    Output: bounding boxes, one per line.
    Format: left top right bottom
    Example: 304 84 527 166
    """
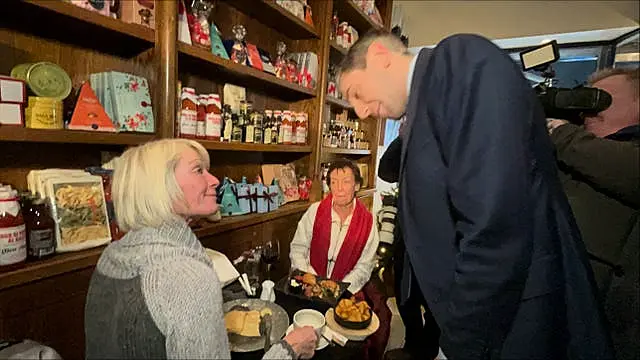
222 104 233 142
244 101 255 143
274 110 283 144
282 110 293 145
263 110 273 145
253 110 264 144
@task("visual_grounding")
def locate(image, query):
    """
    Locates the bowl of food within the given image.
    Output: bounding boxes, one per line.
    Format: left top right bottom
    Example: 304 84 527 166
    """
293 309 326 330
286 270 348 305
334 297 372 330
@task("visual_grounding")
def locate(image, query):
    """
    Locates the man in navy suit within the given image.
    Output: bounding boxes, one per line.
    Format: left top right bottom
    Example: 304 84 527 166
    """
338 31 614 360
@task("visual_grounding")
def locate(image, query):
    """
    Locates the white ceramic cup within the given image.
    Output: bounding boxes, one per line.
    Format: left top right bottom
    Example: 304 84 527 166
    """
293 309 326 330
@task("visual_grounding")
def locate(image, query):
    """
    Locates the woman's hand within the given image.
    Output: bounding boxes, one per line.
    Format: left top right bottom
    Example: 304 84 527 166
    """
283 326 318 359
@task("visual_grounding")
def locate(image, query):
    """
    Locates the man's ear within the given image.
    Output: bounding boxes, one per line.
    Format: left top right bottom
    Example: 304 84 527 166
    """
366 41 391 70
355 183 361 192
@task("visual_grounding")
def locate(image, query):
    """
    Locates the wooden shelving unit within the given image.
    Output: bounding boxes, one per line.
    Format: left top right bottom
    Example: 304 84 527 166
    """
0 0 393 357
0 247 105 292
178 43 317 100
326 96 353 110
4 0 154 56
0 127 156 146
219 0 319 39
196 140 312 153
332 0 384 34
323 146 371 155
194 201 311 238
0 202 310 291
330 40 348 56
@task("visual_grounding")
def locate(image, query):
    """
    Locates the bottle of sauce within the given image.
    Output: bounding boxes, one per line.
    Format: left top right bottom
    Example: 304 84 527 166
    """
0 188 27 266
231 113 243 142
205 94 222 141
179 87 198 138
274 110 283 144
244 101 255 143
253 112 264 144
282 110 293 145
296 112 307 145
25 197 55 259
222 104 233 142
263 110 273 145
196 94 207 139
291 111 299 144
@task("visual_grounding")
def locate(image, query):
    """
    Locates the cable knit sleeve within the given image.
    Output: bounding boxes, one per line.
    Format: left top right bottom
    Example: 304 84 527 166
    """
142 259 294 360
142 259 231 359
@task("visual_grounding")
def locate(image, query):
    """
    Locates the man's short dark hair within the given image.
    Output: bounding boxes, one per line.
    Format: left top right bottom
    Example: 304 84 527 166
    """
326 158 363 187
338 29 409 76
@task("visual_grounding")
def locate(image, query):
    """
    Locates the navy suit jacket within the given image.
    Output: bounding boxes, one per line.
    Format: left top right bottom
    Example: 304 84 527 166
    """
398 34 614 359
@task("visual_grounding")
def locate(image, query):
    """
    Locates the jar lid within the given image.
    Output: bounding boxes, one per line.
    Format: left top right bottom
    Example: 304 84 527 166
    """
10 63 33 80
0 190 14 200
25 62 72 100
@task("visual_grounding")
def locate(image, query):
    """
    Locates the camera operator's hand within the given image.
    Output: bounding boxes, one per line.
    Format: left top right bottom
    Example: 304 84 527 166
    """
546 118 569 135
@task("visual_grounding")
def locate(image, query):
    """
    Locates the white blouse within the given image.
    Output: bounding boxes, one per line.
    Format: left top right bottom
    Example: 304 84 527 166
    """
289 201 379 293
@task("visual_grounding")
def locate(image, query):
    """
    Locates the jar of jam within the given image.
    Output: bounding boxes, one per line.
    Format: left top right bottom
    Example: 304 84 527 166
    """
25 197 55 259
0 188 27 266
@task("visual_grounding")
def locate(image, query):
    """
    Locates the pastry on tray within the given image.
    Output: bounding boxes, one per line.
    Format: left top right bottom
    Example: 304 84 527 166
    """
224 310 261 337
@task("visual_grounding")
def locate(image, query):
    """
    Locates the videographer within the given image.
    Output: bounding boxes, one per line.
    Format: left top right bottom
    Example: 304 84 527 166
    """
547 67 639 360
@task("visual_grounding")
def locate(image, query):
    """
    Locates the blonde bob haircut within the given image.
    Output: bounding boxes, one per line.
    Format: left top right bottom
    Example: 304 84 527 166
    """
112 138 210 232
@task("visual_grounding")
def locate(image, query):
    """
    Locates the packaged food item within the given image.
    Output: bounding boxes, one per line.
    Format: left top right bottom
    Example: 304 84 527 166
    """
45 176 112 252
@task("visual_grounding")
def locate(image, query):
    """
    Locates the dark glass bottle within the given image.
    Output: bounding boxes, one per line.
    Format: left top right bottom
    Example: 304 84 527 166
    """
25 198 55 259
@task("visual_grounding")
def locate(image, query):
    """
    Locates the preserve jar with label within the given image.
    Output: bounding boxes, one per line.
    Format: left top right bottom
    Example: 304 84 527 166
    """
25 197 55 259
0 188 27 266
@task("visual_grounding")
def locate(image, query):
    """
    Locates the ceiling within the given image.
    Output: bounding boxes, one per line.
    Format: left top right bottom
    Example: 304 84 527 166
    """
394 1 640 47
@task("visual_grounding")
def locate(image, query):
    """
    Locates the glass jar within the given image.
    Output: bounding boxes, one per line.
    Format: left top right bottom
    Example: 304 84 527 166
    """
0 189 27 266
25 197 56 259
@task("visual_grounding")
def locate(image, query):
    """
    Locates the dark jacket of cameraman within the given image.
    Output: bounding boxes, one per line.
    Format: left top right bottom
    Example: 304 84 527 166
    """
551 123 639 360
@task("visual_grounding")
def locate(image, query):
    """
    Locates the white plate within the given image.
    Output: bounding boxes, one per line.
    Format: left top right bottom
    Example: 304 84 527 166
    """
285 324 329 350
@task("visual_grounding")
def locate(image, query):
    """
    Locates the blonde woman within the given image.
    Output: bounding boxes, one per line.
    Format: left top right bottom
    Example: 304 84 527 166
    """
84 139 317 359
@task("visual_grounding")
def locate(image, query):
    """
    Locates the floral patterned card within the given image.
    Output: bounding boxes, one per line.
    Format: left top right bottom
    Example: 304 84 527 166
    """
107 71 155 133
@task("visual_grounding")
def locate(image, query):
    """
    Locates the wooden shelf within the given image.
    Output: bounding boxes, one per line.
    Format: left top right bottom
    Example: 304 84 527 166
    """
322 147 371 155
326 96 353 110
0 202 310 291
0 246 104 291
194 201 311 238
219 0 319 39
197 140 313 153
357 188 376 197
333 0 384 34
0 127 156 146
3 0 155 57
178 43 317 100
330 40 349 56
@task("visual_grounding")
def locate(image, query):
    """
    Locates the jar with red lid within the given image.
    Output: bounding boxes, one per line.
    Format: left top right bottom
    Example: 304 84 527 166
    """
0 189 27 266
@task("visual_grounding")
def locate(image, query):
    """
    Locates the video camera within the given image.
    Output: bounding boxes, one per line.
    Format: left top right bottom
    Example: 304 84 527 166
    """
519 40 612 124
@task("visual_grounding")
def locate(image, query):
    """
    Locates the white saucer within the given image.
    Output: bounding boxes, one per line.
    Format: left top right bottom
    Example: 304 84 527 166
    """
285 324 329 350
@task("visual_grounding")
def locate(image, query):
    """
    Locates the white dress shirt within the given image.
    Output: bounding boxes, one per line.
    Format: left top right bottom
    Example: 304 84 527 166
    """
290 200 379 293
